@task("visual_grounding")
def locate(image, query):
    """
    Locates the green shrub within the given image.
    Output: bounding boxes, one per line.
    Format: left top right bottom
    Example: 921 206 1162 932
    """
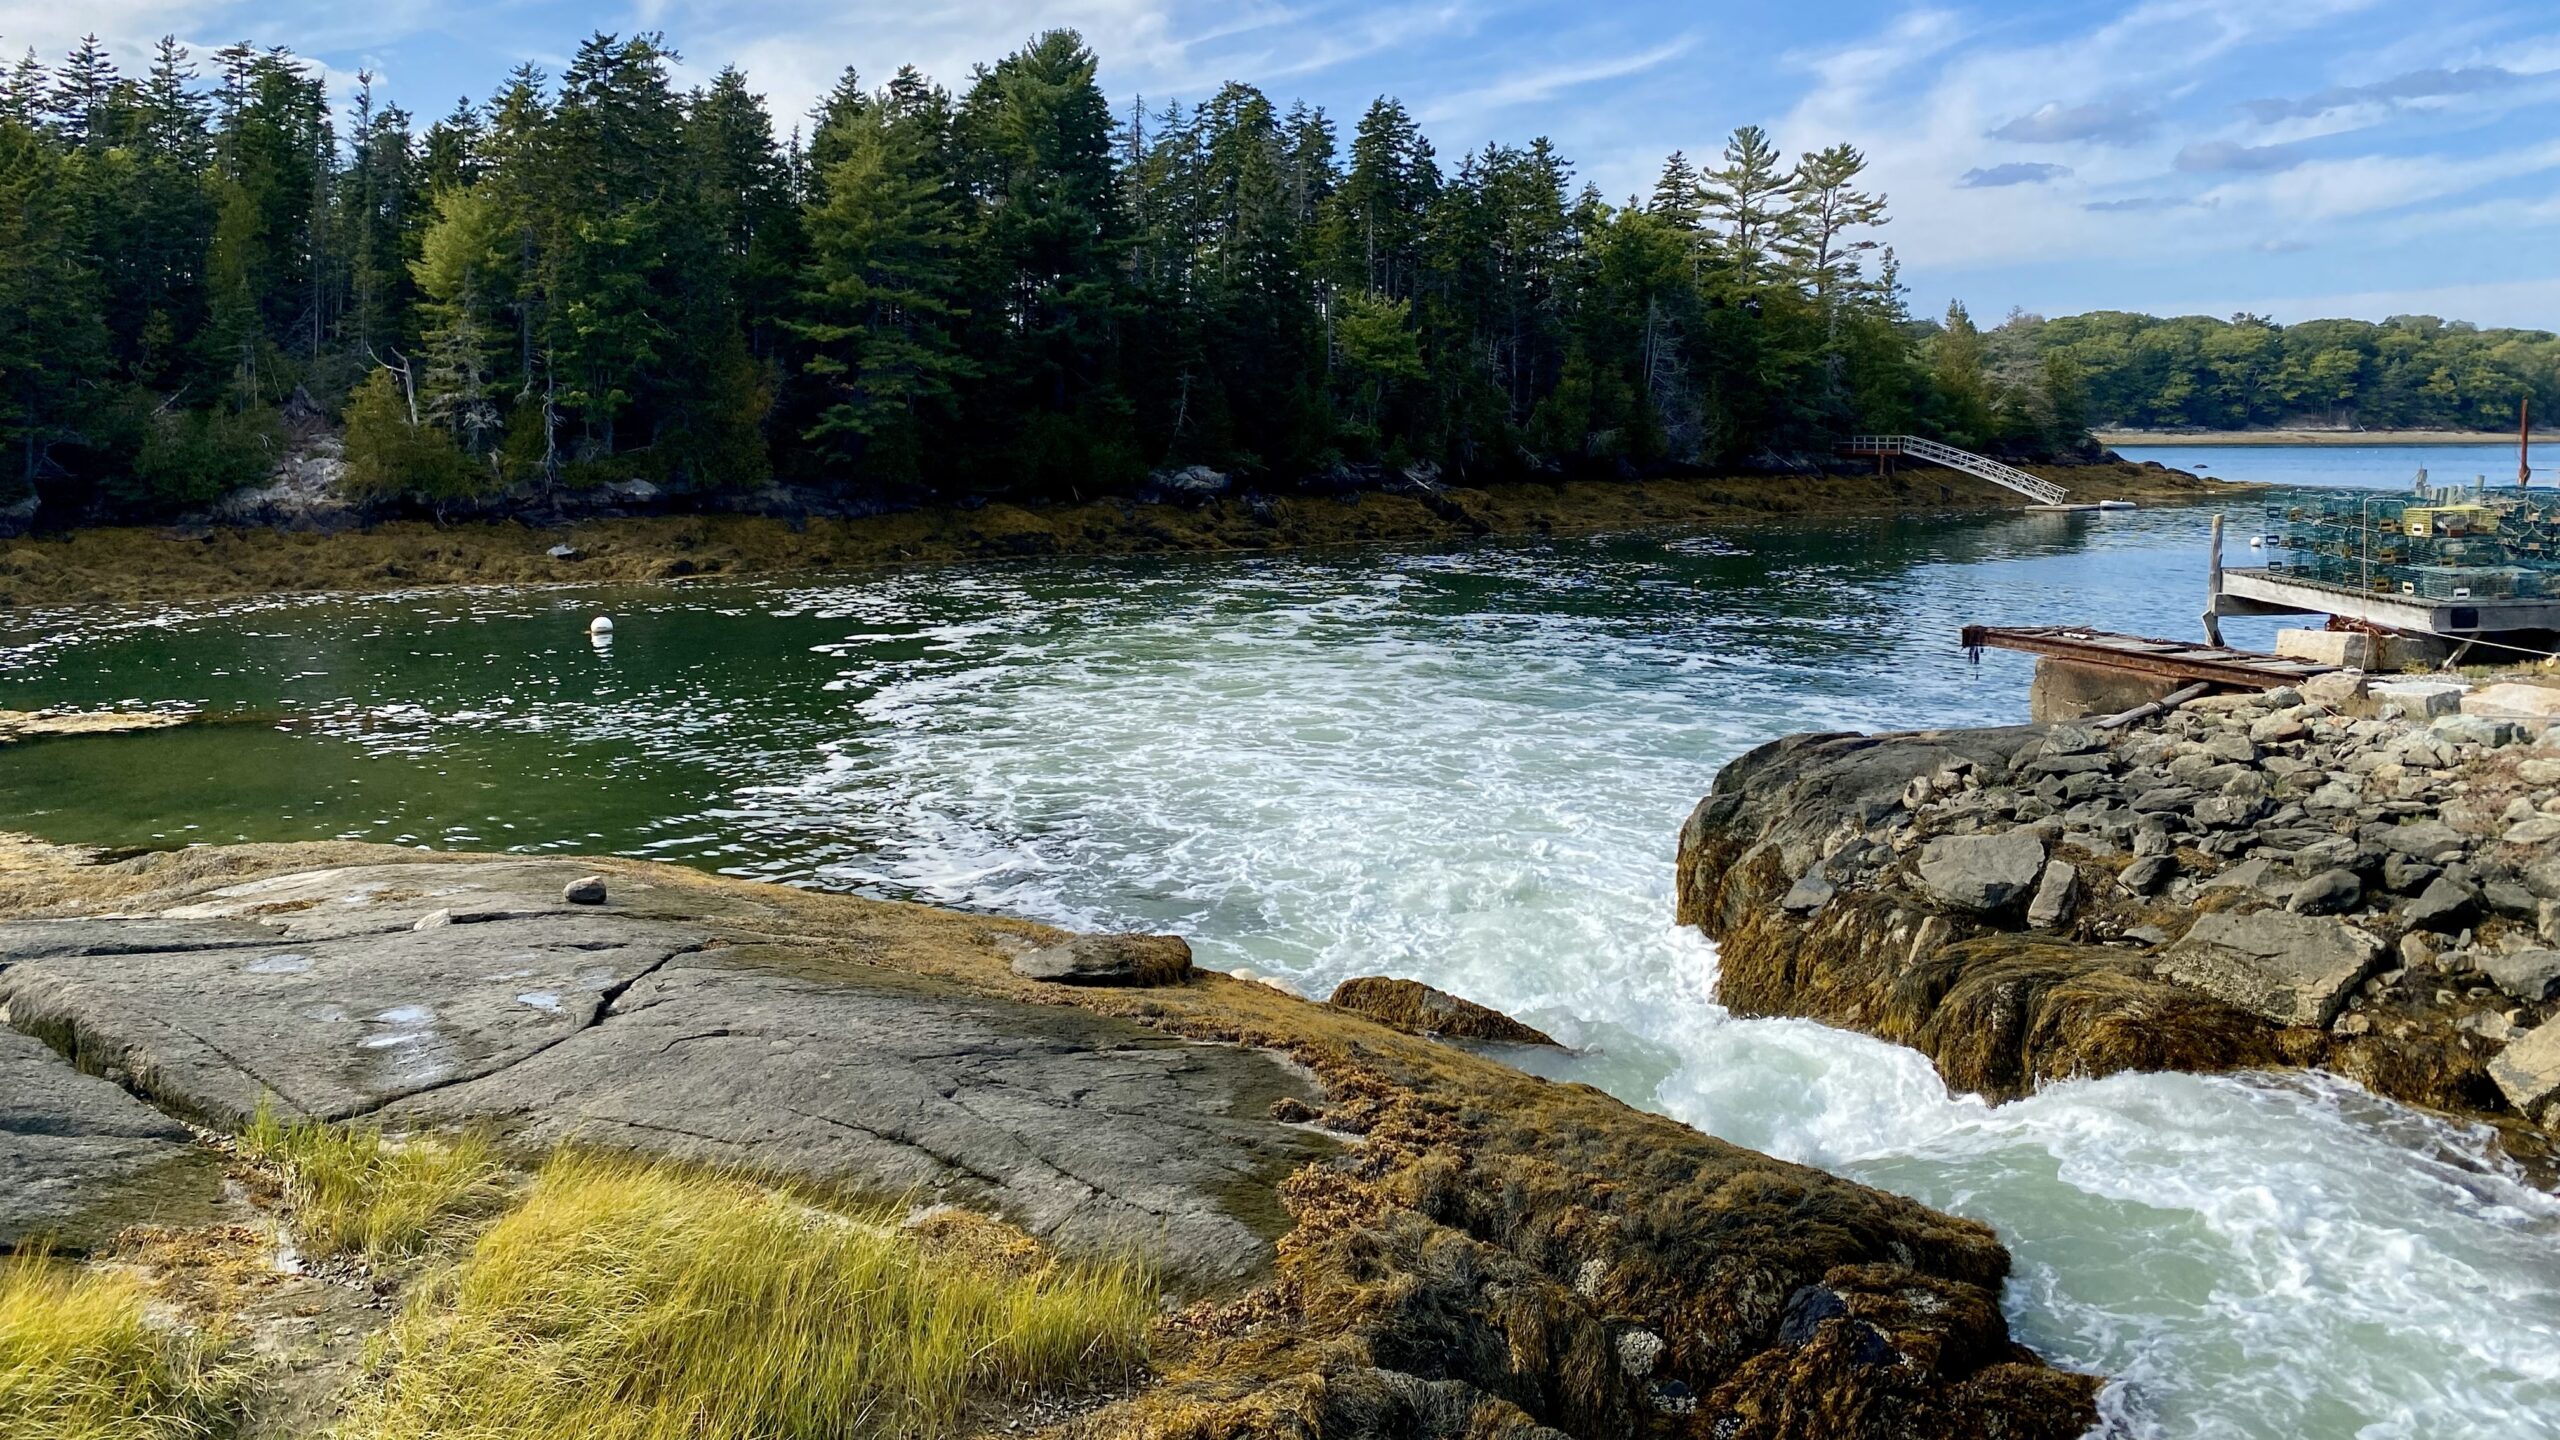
341 370 493 508
88 392 282 512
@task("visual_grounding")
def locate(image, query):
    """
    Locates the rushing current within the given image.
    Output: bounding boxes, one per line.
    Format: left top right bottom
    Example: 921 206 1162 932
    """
3 458 2557 1439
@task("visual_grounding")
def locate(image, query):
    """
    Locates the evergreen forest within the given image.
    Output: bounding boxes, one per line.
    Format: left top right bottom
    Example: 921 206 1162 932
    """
0 28 2315 523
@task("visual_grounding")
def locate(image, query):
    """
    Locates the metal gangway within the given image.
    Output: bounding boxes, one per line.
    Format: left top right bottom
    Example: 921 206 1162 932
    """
1841 434 2071 506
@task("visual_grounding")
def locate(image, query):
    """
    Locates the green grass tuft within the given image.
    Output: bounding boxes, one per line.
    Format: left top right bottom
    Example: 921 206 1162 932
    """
0 1252 245 1440
339 1151 1155 1440
238 1105 507 1262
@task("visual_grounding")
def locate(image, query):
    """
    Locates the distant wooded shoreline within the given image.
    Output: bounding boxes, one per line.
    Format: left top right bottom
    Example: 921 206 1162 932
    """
2100 429 2523 447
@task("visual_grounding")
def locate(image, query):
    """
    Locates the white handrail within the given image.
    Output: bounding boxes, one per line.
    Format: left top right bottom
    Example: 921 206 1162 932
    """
1840 434 2071 505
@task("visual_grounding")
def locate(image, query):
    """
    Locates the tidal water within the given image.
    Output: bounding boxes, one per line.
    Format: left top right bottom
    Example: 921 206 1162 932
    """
3 480 2557 1438
2112 441 2524 492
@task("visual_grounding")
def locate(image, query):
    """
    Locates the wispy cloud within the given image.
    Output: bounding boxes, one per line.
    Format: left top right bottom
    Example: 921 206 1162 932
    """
1417 34 1696 124
1989 97 2157 144
2241 64 2520 122
1960 161 2072 188
2175 138 2310 172
2084 195 2194 212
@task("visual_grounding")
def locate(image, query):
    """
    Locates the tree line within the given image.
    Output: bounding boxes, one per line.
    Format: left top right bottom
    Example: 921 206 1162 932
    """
1997 310 2556 434
0 29 2089 522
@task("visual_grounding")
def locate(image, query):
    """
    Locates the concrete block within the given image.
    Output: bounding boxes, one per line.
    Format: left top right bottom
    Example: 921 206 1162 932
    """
2275 629 2374 668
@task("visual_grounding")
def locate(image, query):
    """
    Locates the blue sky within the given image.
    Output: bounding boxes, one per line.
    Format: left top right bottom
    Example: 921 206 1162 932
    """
12 0 2560 328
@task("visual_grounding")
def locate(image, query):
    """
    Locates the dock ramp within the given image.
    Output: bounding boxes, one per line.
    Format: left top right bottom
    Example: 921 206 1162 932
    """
1842 435 2071 506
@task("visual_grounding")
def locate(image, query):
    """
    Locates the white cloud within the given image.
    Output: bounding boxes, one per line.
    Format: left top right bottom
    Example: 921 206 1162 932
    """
1418 34 1696 124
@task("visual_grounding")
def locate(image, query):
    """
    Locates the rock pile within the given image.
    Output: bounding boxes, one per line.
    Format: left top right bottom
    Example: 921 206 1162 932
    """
1679 674 2560 1147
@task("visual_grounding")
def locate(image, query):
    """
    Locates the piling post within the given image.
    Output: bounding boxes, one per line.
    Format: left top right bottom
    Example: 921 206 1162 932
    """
2202 512 2225 646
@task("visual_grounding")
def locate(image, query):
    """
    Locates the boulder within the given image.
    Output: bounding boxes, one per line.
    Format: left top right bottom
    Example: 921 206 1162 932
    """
2489 1018 2560 1117
2118 854 2177 896
563 874 609 904
2375 819 2466 862
2402 875 2480 933
2503 817 2560 847
1011 933 1194 987
1146 465 1231 500
2026 860 2080 929
2155 910 2385 1027
1327 976 1559 1047
2287 868 2363 916
1914 832 2047 914
2478 949 2560 1003
1780 865 1837 916
2298 670 2369 712
2517 758 2560 786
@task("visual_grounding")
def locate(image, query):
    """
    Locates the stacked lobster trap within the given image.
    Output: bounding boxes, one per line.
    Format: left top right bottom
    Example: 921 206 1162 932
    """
2261 487 2560 601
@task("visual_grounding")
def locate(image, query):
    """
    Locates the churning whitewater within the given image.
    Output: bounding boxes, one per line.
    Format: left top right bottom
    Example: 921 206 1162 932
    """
3 504 2557 1438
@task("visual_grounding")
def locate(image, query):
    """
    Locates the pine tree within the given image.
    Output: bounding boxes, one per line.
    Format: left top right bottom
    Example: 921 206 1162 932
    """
48 35 117 146
411 184 509 459
138 38 209 162
421 98 485 191
1779 143 1887 317
1325 97 1433 299
1701 125 1795 282
797 66 975 483
0 51 46 127
1649 151 1703 228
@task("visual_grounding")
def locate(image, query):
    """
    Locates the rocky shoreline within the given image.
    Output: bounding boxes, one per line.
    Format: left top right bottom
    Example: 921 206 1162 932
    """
0 461 2222 608
1678 674 2560 1170
3 840 2101 1439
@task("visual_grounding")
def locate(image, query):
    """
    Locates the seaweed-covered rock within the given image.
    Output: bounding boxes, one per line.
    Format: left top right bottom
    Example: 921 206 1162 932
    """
1010 932 1193 986
1328 976 1558 1046
1678 709 2560 1158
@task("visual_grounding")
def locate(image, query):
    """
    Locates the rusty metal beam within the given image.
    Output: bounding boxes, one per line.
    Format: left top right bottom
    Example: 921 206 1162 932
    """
1959 624 2339 689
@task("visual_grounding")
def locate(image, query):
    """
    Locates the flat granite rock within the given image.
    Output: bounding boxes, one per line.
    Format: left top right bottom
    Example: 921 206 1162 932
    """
0 912 707 1125
147 859 736 941
0 1028 210 1250
0 857 1334 1286
386 948 1330 1286
2155 910 2385 1028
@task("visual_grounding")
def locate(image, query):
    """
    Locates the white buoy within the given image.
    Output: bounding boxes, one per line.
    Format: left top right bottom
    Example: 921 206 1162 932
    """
588 615 614 636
